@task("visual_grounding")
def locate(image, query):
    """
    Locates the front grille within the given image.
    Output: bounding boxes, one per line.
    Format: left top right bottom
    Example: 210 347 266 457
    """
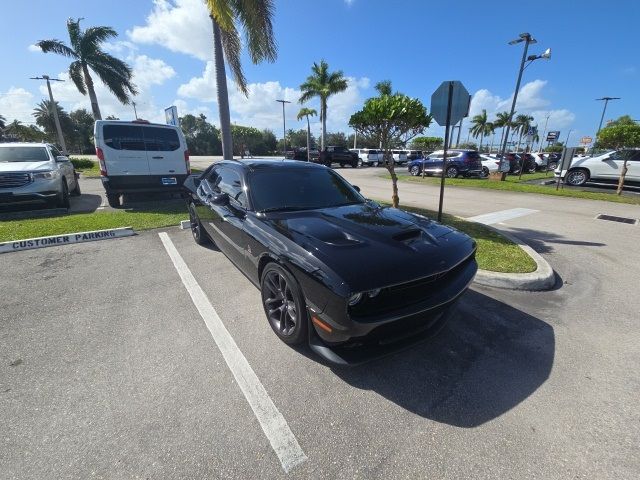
349 255 474 318
0 173 32 189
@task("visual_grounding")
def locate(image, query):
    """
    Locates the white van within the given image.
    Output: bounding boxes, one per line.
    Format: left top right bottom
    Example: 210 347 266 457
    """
94 119 190 207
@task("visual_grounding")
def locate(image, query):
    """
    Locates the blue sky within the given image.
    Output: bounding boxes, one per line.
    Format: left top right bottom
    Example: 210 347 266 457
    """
0 0 637 146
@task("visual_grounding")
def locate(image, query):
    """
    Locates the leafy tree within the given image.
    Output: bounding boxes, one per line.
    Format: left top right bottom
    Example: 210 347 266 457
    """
37 18 137 120
297 107 317 160
470 109 494 152
374 80 392 96
0 114 6 140
545 142 564 153
105 115 120 120
410 136 444 152
513 114 534 155
596 116 640 194
205 0 277 159
3 120 46 142
350 91 431 207
232 124 268 157
69 108 96 153
457 142 478 150
324 131 348 147
180 113 221 155
299 60 348 151
260 129 277 154
33 99 73 146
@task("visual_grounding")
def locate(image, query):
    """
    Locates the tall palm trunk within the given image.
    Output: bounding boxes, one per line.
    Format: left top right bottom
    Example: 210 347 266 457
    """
305 115 311 161
82 63 101 120
479 133 484 152
320 98 327 151
211 17 233 159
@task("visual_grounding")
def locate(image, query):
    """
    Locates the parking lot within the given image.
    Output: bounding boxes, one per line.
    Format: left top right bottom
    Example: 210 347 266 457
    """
2 165 639 479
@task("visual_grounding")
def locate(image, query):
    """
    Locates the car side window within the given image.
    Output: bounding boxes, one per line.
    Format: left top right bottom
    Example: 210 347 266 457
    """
214 168 247 208
50 146 62 158
103 125 146 151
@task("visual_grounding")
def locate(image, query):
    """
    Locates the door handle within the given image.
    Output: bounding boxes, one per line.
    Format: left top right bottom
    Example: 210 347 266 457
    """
152 156 164 159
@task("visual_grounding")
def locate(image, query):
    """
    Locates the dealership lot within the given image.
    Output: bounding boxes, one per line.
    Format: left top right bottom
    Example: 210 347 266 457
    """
2 167 640 479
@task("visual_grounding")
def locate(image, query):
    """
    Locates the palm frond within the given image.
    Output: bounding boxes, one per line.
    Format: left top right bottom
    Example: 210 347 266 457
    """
36 39 77 58
206 0 235 33
232 0 277 63
219 22 248 95
81 26 117 52
66 18 82 51
89 60 137 104
69 60 87 95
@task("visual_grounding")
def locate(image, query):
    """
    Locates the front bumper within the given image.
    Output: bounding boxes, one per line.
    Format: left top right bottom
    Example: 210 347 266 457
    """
0 177 61 206
307 256 478 365
102 174 188 194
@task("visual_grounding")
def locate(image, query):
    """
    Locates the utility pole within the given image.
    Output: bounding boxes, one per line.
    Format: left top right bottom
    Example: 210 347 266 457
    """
593 97 620 155
276 99 291 157
455 118 463 148
538 113 550 152
30 75 67 154
132 101 138 119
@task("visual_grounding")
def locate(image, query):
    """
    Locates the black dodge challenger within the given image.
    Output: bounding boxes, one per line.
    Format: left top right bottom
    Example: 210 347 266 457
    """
184 160 477 365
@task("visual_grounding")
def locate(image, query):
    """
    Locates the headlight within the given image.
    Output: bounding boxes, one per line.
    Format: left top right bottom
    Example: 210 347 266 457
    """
347 293 363 306
32 170 60 179
367 289 381 298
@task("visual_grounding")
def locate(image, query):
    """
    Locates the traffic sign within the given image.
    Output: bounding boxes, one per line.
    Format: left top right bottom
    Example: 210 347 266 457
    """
430 81 470 126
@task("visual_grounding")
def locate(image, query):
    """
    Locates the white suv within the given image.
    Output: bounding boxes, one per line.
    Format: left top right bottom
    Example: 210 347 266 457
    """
350 148 382 167
94 119 190 207
0 143 80 209
555 149 640 186
391 150 408 165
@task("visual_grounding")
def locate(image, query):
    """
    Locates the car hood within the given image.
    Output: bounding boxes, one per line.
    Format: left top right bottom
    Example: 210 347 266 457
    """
0 161 53 173
263 203 475 293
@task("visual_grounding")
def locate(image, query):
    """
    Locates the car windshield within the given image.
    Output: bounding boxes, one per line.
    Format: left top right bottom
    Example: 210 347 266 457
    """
249 167 365 212
0 146 49 162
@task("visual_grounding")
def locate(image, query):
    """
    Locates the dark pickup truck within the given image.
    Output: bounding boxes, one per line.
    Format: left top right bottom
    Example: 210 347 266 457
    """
285 147 319 161
317 146 359 168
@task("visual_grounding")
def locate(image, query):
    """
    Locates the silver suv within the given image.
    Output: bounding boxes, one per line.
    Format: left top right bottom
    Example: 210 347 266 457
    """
0 143 80 209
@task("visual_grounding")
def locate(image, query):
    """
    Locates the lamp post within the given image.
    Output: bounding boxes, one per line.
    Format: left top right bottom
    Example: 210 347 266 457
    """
498 33 551 179
565 129 573 147
538 113 550 152
276 99 291 157
592 96 620 155
30 75 67 154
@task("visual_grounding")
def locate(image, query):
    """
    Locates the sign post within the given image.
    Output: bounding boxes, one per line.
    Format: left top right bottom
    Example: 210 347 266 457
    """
165 105 179 126
556 147 576 191
430 81 470 222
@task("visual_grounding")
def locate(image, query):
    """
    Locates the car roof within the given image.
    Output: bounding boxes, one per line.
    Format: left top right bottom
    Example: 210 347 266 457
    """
0 142 51 147
216 159 328 172
95 119 178 128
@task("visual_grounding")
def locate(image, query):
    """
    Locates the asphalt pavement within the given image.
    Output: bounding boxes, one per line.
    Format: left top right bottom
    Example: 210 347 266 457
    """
1 165 639 479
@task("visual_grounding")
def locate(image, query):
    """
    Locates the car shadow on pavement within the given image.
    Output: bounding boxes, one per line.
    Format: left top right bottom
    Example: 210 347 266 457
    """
331 289 555 428
508 227 607 255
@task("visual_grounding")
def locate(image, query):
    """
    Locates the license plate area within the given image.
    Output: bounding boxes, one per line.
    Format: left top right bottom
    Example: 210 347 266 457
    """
161 177 177 185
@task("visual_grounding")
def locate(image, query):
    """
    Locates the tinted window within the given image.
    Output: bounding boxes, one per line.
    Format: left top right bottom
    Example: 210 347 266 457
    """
249 167 364 212
104 125 146 151
50 146 62 157
143 127 180 151
0 146 50 162
212 167 246 207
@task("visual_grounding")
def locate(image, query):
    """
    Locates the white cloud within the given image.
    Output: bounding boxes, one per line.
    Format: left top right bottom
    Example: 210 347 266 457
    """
177 64 369 134
468 79 574 131
128 0 213 61
27 44 40 53
0 87 35 124
38 54 177 123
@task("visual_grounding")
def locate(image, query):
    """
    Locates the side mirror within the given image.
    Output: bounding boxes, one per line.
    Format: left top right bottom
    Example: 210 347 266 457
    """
56 156 70 162
352 185 361 192
210 192 229 206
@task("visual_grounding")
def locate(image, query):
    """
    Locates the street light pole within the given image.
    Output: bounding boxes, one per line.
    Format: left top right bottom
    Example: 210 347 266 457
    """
593 97 620 155
132 101 138 119
565 129 573 147
276 99 291 157
30 75 67 154
538 113 550 152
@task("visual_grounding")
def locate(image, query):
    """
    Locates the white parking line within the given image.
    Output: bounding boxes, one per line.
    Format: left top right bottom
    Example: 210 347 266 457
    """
466 208 539 225
158 232 307 473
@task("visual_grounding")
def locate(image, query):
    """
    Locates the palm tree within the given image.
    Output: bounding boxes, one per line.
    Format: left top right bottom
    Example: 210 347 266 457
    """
514 114 534 153
494 111 511 150
33 99 72 143
375 80 392 96
37 18 137 120
470 109 493 152
299 60 348 151
205 0 277 160
296 107 317 161
4 120 46 142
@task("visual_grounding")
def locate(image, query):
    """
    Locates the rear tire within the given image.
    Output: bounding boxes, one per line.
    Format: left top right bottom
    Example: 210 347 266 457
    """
189 202 209 246
481 167 490 178
547 161 558 171
446 166 459 178
410 165 421 176
106 192 121 208
565 169 589 186
260 263 308 345
356 159 362 168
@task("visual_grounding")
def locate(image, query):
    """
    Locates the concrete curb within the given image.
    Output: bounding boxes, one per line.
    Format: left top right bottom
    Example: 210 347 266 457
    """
473 224 556 291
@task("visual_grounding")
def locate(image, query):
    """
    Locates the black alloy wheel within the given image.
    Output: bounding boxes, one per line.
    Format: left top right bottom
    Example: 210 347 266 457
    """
261 264 308 345
547 161 558 171
481 166 490 178
106 193 121 208
189 202 209 245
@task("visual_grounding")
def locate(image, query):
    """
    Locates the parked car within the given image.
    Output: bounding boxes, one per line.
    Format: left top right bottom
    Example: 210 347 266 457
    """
391 150 408 165
403 150 424 161
503 153 522 174
407 150 483 178
317 145 359 168
0 142 80 208
350 148 383 167
518 153 538 173
543 153 561 171
479 155 501 177
94 119 190 208
555 149 640 186
184 160 477 364
285 147 319 161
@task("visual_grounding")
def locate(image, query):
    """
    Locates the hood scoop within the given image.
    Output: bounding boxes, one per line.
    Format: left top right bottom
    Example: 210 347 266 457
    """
393 229 422 242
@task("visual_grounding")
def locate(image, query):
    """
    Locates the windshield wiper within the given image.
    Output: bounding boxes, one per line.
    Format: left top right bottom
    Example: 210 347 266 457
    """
258 206 310 213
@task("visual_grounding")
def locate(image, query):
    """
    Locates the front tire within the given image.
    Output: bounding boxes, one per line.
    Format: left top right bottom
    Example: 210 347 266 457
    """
356 159 362 168
446 166 459 178
189 202 209 245
261 263 308 345
57 179 70 209
481 166 490 178
565 168 589 186
410 165 421 176
547 161 558 171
